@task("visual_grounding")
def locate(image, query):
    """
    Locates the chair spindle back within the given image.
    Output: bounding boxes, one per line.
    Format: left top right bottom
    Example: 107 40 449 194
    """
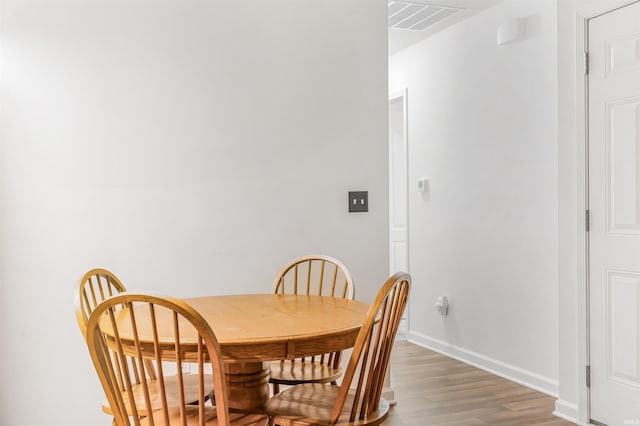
329 272 410 424
86 293 231 426
75 268 127 339
272 255 354 300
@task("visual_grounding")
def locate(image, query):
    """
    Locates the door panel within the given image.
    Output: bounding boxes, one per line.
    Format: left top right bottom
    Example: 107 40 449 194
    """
389 90 408 339
588 2 640 424
607 97 640 233
389 91 408 275
607 270 640 387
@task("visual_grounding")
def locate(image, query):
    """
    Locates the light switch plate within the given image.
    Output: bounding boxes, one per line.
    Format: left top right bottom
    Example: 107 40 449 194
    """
348 191 368 213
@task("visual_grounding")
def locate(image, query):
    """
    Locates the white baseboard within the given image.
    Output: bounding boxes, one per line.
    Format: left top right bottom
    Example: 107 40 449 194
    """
382 387 396 406
553 399 580 424
407 330 559 397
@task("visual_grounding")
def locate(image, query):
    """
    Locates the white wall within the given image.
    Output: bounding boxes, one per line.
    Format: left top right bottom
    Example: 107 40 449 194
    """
390 0 559 395
0 1 388 424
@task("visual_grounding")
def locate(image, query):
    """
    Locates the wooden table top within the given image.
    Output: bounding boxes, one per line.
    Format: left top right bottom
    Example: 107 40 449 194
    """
103 293 370 363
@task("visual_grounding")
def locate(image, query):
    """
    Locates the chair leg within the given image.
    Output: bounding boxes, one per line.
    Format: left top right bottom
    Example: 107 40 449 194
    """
272 382 280 395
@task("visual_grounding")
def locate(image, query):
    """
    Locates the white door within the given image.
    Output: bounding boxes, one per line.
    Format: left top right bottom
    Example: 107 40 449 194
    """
389 89 408 336
389 89 408 275
588 2 640 424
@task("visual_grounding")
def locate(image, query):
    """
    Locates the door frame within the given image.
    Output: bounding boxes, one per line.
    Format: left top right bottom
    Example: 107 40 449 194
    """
388 87 409 336
575 1 640 423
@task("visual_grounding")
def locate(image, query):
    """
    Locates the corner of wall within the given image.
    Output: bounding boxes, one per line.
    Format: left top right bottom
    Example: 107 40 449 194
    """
553 399 580 425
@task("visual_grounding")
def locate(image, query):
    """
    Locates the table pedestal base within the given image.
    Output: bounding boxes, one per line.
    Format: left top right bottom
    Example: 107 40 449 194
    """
224 362 270 410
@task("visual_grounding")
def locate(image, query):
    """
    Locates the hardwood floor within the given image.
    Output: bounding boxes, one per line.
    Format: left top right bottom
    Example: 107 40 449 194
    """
384 341 574 425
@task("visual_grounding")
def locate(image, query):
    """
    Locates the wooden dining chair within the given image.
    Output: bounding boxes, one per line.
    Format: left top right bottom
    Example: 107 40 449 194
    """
75 269 127 339
270 255 354 394
86 292 269 426
264 271 410 426
75 268 214 417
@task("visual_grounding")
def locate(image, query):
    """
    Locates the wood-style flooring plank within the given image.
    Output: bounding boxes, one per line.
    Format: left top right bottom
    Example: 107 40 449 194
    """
383 341 574 425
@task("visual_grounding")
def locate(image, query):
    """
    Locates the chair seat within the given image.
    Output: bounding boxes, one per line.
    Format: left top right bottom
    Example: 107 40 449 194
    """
101 374 215 415
269 360 342 385
264 383 390 426
139 406 268 426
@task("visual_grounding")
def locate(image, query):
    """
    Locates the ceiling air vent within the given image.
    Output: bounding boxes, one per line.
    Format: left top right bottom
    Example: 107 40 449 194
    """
388 1 461 31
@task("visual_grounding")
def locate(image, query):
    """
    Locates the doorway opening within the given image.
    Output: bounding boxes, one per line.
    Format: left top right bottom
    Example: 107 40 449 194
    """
389 88 409 337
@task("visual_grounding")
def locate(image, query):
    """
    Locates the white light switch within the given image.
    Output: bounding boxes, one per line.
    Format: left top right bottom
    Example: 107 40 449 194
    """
417 177 429 192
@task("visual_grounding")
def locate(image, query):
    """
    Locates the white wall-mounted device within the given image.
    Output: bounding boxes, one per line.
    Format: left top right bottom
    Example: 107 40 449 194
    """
434 296 449 316
497 18 525 46
417 177 429 193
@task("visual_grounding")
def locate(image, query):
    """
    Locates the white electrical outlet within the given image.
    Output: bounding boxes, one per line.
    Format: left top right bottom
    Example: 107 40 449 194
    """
181 362 191 374
434 296 449 316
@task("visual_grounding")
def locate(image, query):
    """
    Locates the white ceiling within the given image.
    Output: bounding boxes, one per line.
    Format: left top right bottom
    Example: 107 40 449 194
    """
388 0 502 55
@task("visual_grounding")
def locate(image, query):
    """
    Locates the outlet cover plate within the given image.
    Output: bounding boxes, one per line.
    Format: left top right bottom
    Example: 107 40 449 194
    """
348 191 368 213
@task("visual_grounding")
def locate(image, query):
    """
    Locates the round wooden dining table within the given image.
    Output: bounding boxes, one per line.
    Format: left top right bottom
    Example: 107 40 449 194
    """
103 293 370 410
